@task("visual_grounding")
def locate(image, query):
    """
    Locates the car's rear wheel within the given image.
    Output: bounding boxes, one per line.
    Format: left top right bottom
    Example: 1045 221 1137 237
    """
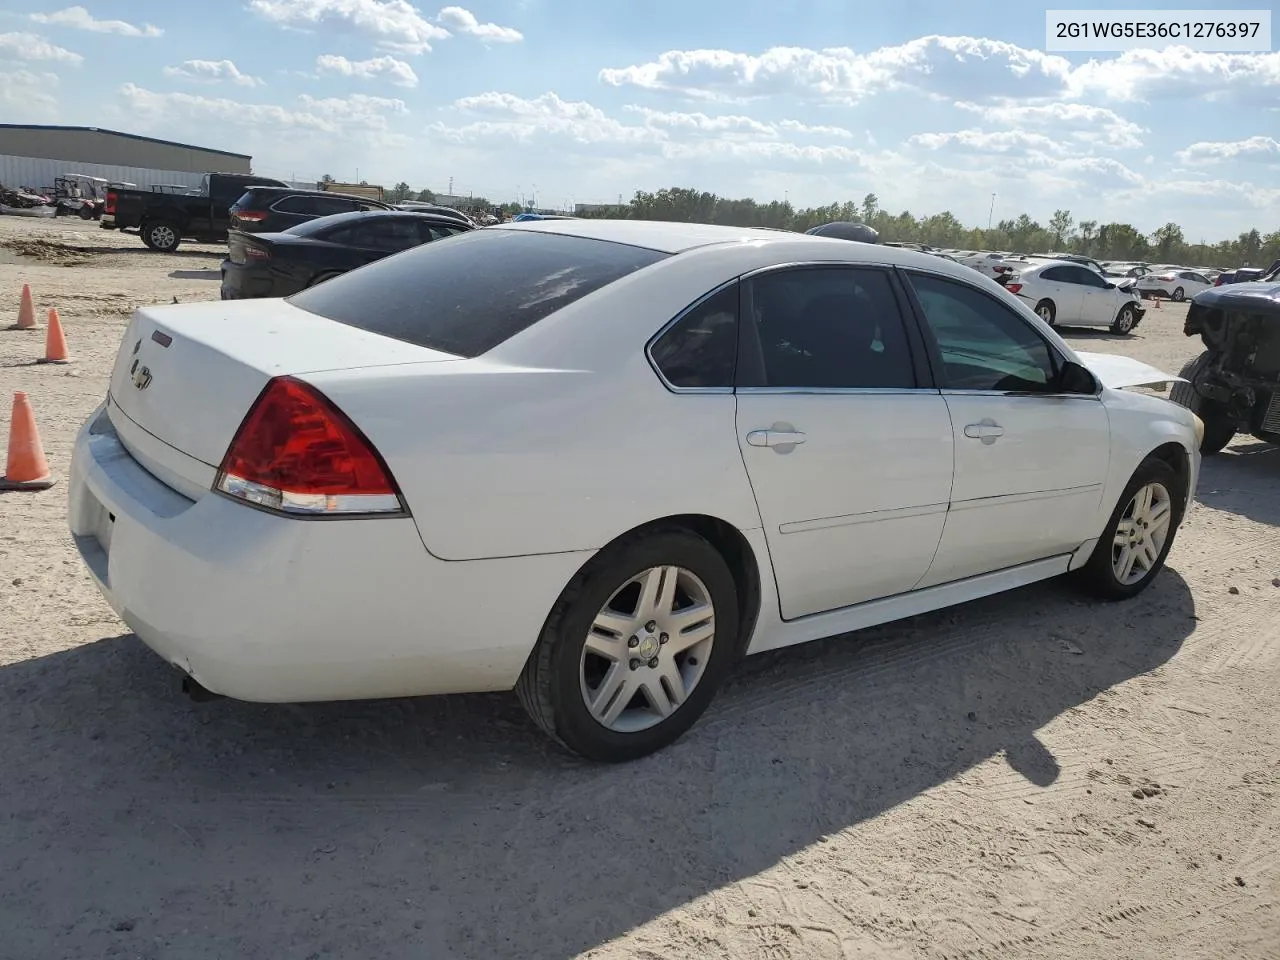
143 220 181 253
1172 286 1185 302
1111 304 1137 335
516 527 739 762
1076 456 1185 600
1035 300 1056 326
1170 353 1236 455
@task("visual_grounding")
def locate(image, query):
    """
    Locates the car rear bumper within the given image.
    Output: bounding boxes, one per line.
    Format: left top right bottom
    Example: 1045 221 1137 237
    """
219 259 297 300
68 403 589 702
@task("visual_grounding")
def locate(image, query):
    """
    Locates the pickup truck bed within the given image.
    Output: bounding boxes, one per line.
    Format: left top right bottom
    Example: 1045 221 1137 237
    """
102 173 289 252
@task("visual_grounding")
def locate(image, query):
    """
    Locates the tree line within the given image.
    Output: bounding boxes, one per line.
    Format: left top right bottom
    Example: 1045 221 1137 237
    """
577 188 1280 268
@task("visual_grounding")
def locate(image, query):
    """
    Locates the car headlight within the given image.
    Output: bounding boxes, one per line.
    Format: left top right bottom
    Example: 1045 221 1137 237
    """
1192 412 1205 446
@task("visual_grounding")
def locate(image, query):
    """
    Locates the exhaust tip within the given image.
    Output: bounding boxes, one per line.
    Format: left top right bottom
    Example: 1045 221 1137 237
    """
181 674 222 702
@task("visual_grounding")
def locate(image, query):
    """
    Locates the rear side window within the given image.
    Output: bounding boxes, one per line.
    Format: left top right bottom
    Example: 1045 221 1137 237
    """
272 195 356 216
288 230 669 358
650 285 739 389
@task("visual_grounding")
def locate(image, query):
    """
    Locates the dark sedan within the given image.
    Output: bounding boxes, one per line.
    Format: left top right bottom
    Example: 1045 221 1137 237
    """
220 211 472 300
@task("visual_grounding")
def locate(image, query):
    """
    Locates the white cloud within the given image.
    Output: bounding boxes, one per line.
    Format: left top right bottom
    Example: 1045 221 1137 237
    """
316 54 418 87
599 37 1280 111
30 5 162 37
163 59 265 88
1176 136 1280 165
118 83 406 135
246 0 451 54
777 119 854 139
0 31 83 64
0 68 59 117
437 5 522 42
599 36 1073 104
954 101 1144 149
433 92 860 167
1069 48 1280 104
908 129 1058 154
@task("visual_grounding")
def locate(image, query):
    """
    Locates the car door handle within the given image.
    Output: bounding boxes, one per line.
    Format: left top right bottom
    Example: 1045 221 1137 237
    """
963 420 1005 444
746 429 807 448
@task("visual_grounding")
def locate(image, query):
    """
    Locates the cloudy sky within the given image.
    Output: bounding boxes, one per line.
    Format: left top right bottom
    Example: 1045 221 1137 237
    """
2 1 1278 238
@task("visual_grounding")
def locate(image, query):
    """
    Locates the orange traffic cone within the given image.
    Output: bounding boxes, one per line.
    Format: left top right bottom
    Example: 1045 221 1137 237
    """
1153 296 1161 309
8 283 41 331
37 308 70 364
0 392 56 490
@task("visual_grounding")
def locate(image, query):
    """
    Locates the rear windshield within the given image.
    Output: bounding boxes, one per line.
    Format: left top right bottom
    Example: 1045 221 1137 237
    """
287 229 669 357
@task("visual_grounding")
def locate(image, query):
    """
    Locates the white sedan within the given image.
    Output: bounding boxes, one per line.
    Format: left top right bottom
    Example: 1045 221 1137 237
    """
68 221 1201 761
1135 268 1213 302
1002 260 1146 334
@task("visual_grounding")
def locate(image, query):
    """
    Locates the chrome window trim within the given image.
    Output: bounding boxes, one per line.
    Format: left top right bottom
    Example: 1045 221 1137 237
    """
939 388 1103 402
736 386 940 396
645 277 741 395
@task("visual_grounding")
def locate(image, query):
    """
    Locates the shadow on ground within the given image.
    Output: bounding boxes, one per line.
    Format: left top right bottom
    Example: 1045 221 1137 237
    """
168 269 221 280
1195 440 1280 526
0 572 1195 959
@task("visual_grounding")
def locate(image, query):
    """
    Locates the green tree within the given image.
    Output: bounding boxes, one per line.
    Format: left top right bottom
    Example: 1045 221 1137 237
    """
320 173 335 184
860 193 879 224
416 188 436 203
390 181 412 202
1150 222 1185 260
1049 209 1074 249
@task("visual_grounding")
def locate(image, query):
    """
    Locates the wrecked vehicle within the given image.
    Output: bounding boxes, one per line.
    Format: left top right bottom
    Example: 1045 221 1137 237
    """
1170 281 1280 454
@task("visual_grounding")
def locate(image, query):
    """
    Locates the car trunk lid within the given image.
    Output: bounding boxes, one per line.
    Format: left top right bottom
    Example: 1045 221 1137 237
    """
107 298 458 473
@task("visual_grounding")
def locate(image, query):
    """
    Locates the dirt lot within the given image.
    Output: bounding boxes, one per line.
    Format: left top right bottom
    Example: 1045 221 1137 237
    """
1 215 1277 960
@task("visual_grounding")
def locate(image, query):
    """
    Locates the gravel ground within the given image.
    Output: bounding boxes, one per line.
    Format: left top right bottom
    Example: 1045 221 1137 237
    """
1 215 1277 960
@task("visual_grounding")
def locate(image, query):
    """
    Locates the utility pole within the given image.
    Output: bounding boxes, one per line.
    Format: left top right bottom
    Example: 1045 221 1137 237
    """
988 193 997 230
448 176 454 195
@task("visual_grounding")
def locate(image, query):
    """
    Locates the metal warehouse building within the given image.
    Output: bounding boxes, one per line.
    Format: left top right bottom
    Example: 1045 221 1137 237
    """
0 124 251 193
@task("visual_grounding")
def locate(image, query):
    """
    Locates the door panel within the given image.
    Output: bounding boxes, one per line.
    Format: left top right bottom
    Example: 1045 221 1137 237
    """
905 270 1111 585
1043 275 1083 322
735 265 954 620
737 394 954 618
918 394 1108 586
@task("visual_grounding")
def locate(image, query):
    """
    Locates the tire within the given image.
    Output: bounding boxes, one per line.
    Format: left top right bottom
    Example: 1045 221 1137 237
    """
143 220 181 253
1169 353 1235 455
79 204 94 221
516 527 740 762
1034 300 1056 327
1111 304 1137 335
1172 286 1185 302
1075 456 1185 601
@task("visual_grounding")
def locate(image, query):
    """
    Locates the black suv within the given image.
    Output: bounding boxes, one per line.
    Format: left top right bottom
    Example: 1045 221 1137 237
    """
229 187 392 234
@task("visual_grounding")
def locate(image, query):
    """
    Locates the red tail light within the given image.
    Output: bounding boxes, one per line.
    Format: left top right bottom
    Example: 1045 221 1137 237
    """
234 210 268 223
214 377 405 516
105 191 116 215
1004 282 1023 294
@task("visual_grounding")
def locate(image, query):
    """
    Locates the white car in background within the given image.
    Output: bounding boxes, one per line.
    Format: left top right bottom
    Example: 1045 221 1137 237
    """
1003 260 1146 334
958 250 1017 279
1135 268 1213 302
68 220 1199 761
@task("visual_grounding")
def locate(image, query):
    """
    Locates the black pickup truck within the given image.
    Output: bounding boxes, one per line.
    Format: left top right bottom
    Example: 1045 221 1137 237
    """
101 172 289 252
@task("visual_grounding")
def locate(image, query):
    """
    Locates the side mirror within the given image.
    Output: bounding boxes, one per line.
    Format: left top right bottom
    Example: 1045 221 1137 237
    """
1058 360 1098 394
1105 281 1116 289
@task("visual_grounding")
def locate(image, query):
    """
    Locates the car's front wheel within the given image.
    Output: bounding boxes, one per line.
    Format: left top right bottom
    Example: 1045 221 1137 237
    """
1169 353 1236 455
1076 456 1185 600
517 527 740 761
1111 304 1138 335
1172 286 1185 302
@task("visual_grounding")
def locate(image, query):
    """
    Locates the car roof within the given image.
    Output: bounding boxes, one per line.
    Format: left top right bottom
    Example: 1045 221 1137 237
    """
493 217 857 254
283 209 473 234
243 185 390 204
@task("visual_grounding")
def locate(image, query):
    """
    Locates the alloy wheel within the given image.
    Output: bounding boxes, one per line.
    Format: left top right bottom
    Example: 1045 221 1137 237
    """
1111 482 1172 586
580 565 716 733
